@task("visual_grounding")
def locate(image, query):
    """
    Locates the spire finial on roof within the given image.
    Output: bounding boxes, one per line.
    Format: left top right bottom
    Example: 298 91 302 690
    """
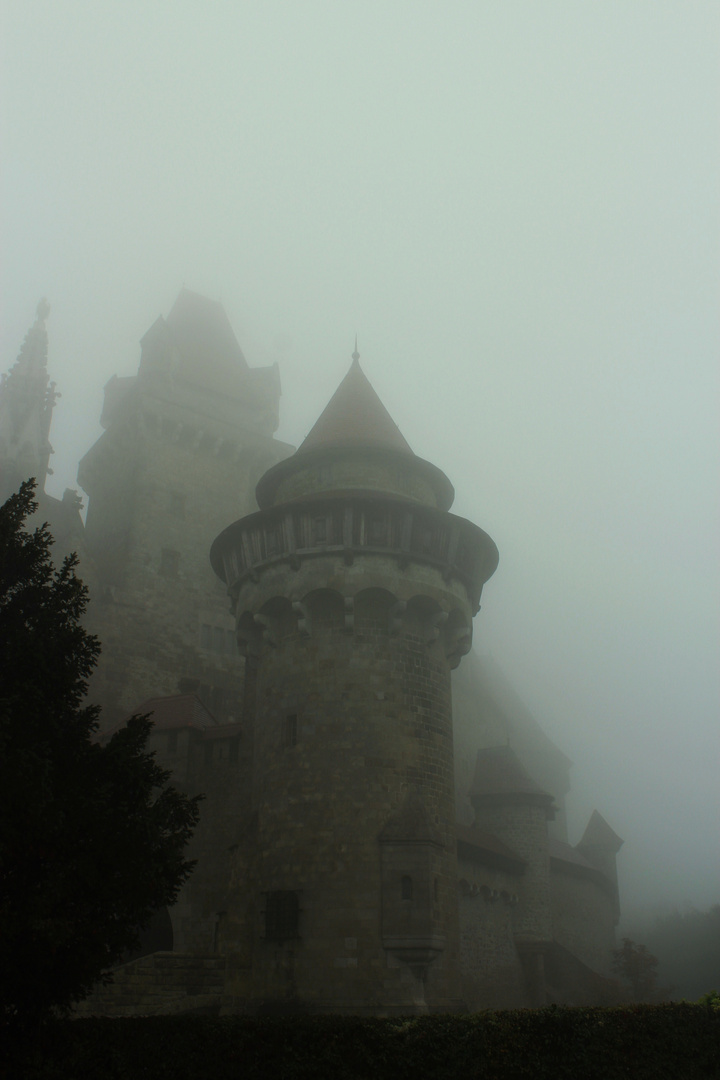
352 334 359 364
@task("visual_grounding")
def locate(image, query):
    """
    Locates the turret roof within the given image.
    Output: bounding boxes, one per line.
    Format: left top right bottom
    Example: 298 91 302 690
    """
165 288 248 374
470 745 555 802
297 355 412 456
578 810 624 853
253 348 456 511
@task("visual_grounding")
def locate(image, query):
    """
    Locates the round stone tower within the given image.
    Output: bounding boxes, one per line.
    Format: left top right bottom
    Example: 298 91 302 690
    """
210 350 498 1014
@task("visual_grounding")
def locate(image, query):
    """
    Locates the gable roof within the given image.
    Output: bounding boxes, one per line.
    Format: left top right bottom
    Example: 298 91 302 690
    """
98 693 220 741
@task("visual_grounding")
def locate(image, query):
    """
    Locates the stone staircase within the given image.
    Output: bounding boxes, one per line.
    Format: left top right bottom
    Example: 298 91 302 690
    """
73 952 227 1017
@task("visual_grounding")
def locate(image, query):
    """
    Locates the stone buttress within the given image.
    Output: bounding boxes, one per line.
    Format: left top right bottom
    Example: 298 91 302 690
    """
211 351 498 1013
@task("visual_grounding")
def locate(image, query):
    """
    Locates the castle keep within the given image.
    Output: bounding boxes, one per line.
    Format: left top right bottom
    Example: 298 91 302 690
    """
1 292 624 1013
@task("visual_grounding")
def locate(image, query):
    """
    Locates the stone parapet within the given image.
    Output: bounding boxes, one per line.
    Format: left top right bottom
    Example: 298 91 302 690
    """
211 494 498 619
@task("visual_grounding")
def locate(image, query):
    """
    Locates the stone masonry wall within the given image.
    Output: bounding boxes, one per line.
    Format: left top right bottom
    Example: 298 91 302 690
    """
550 867 617 976
74 953 226 1018
83 411 283 729
471 803 552 946
457 857 526 1009
241 587 463 1013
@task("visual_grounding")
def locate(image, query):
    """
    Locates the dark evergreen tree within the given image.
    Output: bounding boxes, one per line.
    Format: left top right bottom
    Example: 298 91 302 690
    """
0 480 202 1027
612 937 661 1001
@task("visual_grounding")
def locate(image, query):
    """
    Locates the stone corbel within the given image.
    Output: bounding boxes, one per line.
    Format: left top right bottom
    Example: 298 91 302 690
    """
426 610 448 646
388 600 406 635
445 623 472 665
292 600 311 637
253 613 277 648
343 596 354 633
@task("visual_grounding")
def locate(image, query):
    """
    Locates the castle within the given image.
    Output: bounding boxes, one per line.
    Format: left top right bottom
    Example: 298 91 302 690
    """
1 292 623 1014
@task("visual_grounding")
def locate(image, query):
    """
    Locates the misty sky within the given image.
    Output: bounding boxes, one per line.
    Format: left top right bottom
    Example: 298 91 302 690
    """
2 2 718 923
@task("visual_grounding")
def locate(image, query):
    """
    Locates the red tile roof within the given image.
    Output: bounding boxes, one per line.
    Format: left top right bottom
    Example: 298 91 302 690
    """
100 694 219 741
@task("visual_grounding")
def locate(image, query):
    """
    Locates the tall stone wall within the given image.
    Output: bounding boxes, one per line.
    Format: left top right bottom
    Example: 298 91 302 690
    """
550 867 618 976
240 586 463 1013
80 405 288 728
471 802 551 946
457 858 526 1008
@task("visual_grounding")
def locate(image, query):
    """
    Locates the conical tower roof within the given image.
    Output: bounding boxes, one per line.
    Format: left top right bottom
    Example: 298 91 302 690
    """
297 355 412 456
577 810 623 854
255 348 455 511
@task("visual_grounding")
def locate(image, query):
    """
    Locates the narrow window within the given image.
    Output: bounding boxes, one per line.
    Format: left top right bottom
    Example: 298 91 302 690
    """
401 875 413 901
264 891 299 942
434 877 439 902
284 714 298 749
167 730 178 754
159 548 180 577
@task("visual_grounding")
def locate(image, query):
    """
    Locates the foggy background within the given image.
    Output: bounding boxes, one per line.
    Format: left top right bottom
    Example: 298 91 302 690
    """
2 2 718 929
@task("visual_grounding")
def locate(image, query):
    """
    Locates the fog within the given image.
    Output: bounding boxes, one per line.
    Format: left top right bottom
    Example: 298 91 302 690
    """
2 2 718 926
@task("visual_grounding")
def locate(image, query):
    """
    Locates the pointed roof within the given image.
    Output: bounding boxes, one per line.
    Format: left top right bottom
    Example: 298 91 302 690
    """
165 288 248 374
577 810 623 854
253 347 456 511
297 355 412 456
470 745 555 808
98 693 220 742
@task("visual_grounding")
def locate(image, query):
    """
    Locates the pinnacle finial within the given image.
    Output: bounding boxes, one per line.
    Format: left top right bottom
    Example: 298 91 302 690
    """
352 334 360 363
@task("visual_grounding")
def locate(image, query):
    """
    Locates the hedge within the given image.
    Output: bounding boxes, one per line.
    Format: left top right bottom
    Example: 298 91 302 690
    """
6 1003 719 1080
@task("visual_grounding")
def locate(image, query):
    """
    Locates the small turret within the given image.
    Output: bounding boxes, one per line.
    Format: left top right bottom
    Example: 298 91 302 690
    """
255 350 454 512
211 348 498 1013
